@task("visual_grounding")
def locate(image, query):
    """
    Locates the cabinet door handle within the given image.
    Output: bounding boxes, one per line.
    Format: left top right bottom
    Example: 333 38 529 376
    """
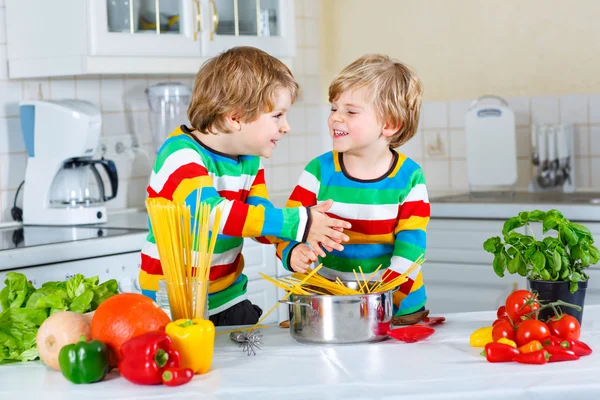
193 0 201 40
209 0 219 41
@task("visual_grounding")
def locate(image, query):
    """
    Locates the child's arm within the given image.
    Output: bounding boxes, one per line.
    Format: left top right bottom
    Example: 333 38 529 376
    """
383 168 430 297
148 153 348 247
276 160 322 271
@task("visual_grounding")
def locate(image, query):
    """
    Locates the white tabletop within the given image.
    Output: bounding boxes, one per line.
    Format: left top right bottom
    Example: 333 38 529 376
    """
2 306 600 400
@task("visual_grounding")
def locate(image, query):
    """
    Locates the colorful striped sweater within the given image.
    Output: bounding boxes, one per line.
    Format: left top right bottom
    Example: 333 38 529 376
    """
276 150 430 316
140 125 309 314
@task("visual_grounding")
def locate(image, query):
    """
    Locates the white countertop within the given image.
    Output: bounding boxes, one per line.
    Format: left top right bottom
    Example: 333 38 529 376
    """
2 306 600 399
0 209 149 270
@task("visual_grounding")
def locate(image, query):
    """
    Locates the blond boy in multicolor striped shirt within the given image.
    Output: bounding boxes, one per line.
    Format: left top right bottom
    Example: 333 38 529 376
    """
140 47 351 326
277 55 430 317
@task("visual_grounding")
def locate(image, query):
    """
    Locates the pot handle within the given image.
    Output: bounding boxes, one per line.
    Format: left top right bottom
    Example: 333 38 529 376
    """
278 300 313 308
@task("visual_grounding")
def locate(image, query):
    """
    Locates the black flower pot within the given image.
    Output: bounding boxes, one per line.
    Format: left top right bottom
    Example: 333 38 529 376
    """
527 278 587 325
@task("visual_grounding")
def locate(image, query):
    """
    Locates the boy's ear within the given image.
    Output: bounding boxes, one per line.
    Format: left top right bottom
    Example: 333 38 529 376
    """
381 120 400 138
225 111 243 131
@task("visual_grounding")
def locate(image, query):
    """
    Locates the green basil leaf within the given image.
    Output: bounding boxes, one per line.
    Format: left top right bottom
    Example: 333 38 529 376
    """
528 210 546 222
483 237 501 253
531 251 546 272
559 224 579 247
503 217 525 235
518 212 530 222
561 268 570 280
542 215 560 233
553 250 562 271
493 252 507 277
569 281 578 293
540 269 551 280
507 256 521 274
570 222 592 240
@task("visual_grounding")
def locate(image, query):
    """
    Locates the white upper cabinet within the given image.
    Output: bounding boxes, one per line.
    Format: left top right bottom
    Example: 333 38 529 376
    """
5 0 295 78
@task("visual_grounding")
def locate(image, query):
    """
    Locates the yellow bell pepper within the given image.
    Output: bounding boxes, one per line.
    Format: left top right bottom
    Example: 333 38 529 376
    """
497 338 517 348
469 326 493 347
165 318 215 374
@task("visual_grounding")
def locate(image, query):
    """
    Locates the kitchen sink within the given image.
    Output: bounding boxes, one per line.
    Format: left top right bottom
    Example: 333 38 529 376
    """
432 192 600 205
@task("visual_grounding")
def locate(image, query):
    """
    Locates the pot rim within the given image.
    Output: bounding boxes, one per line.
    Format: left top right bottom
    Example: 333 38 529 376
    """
288 289 394 301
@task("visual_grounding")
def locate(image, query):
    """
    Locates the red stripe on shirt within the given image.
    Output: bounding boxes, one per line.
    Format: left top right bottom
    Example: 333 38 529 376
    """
289 185 317 206
151 163 209 200
398 201 430 220
326 213 397 235
222 202 248 236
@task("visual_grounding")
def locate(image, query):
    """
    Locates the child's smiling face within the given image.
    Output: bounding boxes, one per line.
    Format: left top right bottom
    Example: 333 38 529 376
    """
237 88 292 158
328 88 393 155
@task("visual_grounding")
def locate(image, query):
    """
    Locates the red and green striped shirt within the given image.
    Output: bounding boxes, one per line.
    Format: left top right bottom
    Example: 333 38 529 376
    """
140 125 309 314
276 150 430 316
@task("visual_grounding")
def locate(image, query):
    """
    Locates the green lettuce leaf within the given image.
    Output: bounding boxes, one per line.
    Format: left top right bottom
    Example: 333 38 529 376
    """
0 308 47 363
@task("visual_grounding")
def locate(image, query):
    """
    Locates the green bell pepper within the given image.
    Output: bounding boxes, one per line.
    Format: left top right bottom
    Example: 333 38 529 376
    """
58 336 109 384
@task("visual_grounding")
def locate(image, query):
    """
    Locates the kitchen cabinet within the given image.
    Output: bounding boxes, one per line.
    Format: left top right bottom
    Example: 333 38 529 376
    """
424 218 600 314
5 0 295 78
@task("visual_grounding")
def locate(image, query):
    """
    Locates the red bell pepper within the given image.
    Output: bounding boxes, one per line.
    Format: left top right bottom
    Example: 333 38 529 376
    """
482 342 519 363
387 326 435 343
119 332 181 385
514 349 551 364
544 345 580 362
162 367 194 387
560 338 593 356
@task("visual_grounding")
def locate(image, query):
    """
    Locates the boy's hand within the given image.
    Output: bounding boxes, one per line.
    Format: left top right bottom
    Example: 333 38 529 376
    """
307 200 351 258
289 244 318 273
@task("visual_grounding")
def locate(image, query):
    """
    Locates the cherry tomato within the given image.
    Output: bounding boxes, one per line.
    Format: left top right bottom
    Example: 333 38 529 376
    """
492 320 515 342
497 305 508 320
547 314 581 341
515 319 550 347
505 290 540 322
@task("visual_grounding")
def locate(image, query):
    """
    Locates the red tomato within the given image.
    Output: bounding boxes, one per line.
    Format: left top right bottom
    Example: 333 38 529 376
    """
505 290 540 322
547 314 581 341
492 320 515 342
497 305 508 320
515 319 550 347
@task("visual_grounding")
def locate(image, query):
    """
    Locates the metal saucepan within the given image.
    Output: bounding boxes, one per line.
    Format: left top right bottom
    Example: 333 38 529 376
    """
279 285 394 344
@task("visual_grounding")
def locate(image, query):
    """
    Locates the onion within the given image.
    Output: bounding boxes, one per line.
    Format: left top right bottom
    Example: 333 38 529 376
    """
36 311 92 370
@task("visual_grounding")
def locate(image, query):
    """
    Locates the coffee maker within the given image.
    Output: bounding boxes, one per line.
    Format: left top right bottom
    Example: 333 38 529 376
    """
19 100 119 225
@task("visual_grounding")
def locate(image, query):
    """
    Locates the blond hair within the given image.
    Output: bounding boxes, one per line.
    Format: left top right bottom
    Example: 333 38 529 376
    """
188 46 299 134
328 54 423 148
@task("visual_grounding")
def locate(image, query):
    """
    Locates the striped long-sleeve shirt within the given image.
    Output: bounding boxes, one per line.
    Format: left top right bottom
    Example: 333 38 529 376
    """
140 125 309 314
276 150 430 316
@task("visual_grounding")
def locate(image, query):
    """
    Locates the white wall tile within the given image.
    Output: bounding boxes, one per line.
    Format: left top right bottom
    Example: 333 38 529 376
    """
304 105 324 133
1 190 17 222
0 44 7 80
421 101 448 130
295 18 305 47
0 7 6 44
423 159 450 190
0 117 24 154
531 96 559 125
591 158 600 189
271 165 291 192
448 100 470 129
294 0 304 18
575 126 590 157
560 94 588 124
126 111 152 143
399 133 423 160
76 78 101 107
100 78 125 112
102 113 127 136
590 126 600 157
292 49 305 76
288 136 307 164
515 127 531 158
589 94 600 124
303 48 320 76
49 78 76 99
516 159 532 190
424 130 449 158
303 19 319 48
507 97 530 126
448 129 466 159
287 106 306 134
123 77 149 111
575 158 591 189
0 152 26 190
301 76 321 104
288 164 304 185
450 159 468 190
304 0 320 19
0 81 21 117
125 177 149 209
22 79 49 101
270 135 290 165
